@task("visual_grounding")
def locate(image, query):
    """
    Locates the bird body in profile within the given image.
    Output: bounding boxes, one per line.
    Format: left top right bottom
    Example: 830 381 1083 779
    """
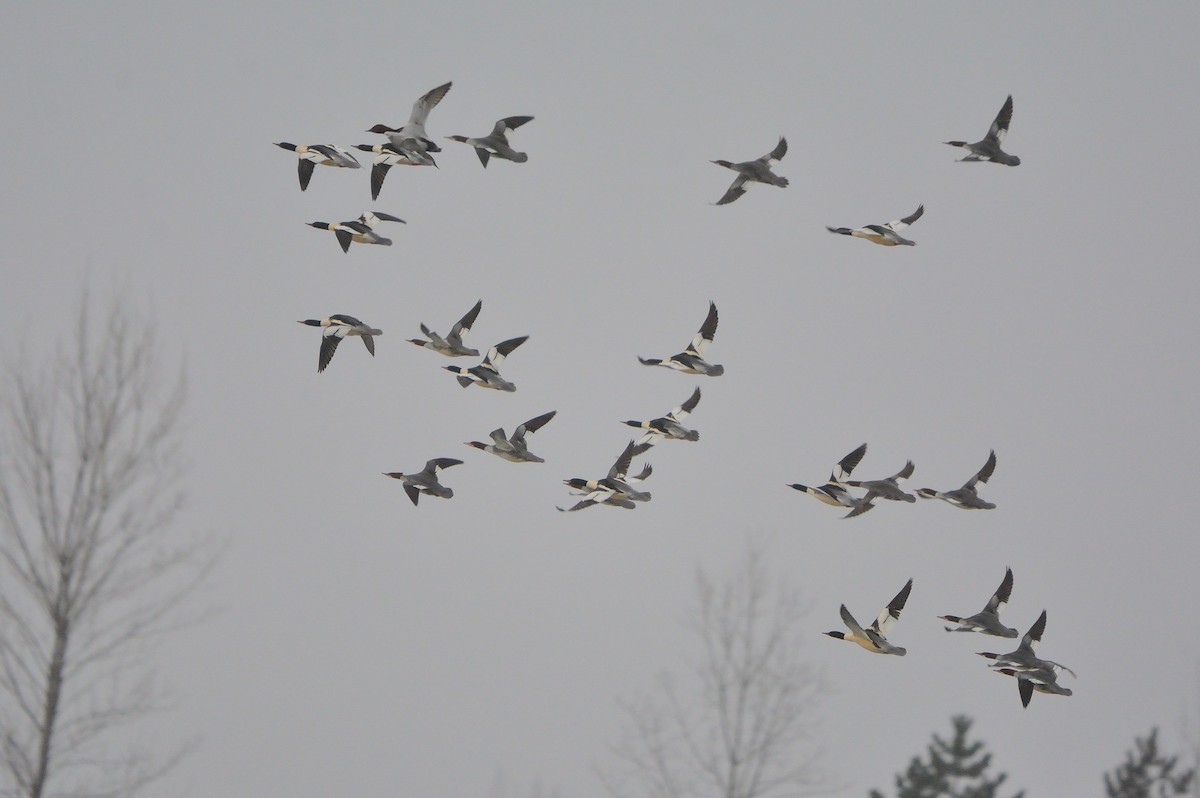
447 115 534 167
307 211 405 253
559 440 653 511
916 450 997 509
827 204 924 246
996 665 1074 707
383 458 462 506
444 335 529 392
366 81 453 156
352 142 435 200
945 95 1021 166
711 137 789 205
938 567 1018 637
466 410 557 463
788 443 873 518
825 579 913 655
840 459 917 504
297 314 381 373
623 386 701 445
638 302 724 376
977 610 1076 678
409 300 483 357
274 142 360 191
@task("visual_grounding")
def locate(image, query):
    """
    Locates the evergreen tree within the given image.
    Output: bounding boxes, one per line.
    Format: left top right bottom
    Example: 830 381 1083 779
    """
869 715 1023 798
1104 728 1195 798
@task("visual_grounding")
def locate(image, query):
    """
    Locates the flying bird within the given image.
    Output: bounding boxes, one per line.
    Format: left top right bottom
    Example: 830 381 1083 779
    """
622 387 701 445
916 450 997 509
297 314 381 373
995 665 1074 708
366 81 452 156
307 211 405 253
825 578 913 656
559 440 653 511
383 458 463 506
944 95 1021 166
409 300 483 357
274 143 360 191
444 336 528 392
447 116 534 167
638 302 724 376
352 142 435 200
711 137 789 205
466 410 557 463
977 610 1076 678
839 459 917 505
827 204 924 247
788 443 874 519
938 567 1018 637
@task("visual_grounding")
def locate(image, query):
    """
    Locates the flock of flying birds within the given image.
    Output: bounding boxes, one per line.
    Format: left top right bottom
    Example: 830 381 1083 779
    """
279 83 1065 707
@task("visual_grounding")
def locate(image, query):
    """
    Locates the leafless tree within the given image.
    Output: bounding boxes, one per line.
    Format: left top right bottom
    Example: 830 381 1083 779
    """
603 544 825 798
0 297 211 798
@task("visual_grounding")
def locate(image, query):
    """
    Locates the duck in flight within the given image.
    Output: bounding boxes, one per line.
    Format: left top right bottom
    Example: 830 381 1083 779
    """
274 143 360 191
447 116 534 167
977 609 1076 678
307 211 405 253
788 443 874 519
995 664 1074 708
466 410 557 463
839 458 917 506
559 440 652 511
383 458 462 506
352 142 435 200
825 578 913 656
916 450 997 509
366 81 452 157
944 95 1021 166
622 387 701 446
444 336 528 392
711 137 789 205
638 302 724 376
827 204 924 246
409 300 483 357
297 314 381 373
938 567 1017 637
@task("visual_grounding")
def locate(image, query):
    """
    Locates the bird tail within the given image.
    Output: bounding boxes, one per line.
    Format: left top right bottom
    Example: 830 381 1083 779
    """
685 430 700 442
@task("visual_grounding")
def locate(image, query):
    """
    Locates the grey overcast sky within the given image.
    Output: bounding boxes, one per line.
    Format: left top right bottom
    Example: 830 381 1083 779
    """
3 2 1199 795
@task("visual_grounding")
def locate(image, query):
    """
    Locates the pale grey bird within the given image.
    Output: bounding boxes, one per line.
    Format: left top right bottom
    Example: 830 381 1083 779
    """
996 665 1073 708
447 115 534 167
977 610 1076 678
409 300 483 357
444 335 528 392
789 443 873 518
297 314 381 373
827 204 924 246
916 450 997 509
944 95 1021 166
307 211 405 253
840 459 917 504
383 458 463 506
366 81 452 156
638 301 724 376
711 137 789 205
466 410 557 463
824 578 913 656
274 143 360 191
938 567 1018 637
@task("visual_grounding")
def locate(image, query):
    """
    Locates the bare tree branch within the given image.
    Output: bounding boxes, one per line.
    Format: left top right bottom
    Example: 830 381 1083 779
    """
0 294 215 798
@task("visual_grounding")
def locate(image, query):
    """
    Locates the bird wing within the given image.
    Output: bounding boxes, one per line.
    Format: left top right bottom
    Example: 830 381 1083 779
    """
839 604 867 638
666 387 701 423
558 499 598 512
492 115 534 138
687 302 719 356
513 410 556 444
482 335 528 370
832 443 868 483
890 460 916 483
964 450 997 489
425 458 464 474
842 495 876 519
873 579 913 636
489 428 510 446
714 176 747 205
370 162 391 201
885 204 924 232
297 159 316 191
403 483 421 506
450 300 483 339
360 335 375 357
763 136 787 164
1022 610 1048 651
607 440 641 480
317 334 342 373
987 567 1014 612
987 95 1014 145
310 144 359 167
1018 676 1034 708
409 81 452 126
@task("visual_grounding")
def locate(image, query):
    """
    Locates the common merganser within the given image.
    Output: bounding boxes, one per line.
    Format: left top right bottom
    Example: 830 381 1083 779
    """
408 300 482 358
824 578 913 656
638 302 724 376
297 315 381 373
995 665 1073 708
916 450 997 509
789 443 871 518
352 142 435 201
826 204 924 247
558 440 652 511
307 211 405 253
466 410 557 463
977 610 1076 677
274 143 360 191
366 81 452 156
622 386 701 445
382 458 462 506
840 460 917 504
711 137 789 205
938 567 1017 637
447 116 534 167
945 95 1021 166
444 335 528 392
